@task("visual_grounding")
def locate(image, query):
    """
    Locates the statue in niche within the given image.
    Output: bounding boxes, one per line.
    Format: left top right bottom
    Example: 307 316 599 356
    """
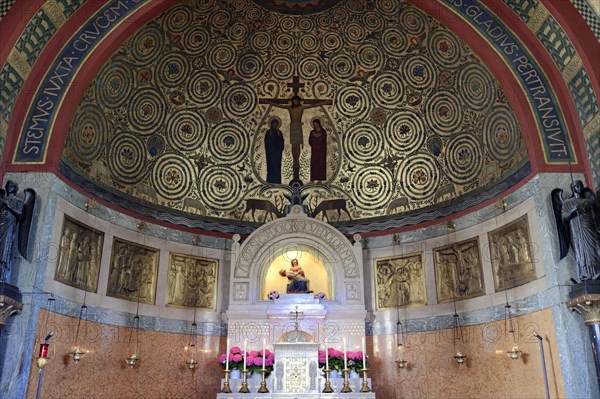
488 216 535 291
107 238 158 304
552 180 600 281
166 253 217 309
434 239 484 303
279 258 310 293
264 118 285 184
375 254 426 309
0 181 36 283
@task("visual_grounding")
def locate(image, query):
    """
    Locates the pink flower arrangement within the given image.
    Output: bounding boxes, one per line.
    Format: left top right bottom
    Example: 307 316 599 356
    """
314 292 327 300
218 346 275 374
268 290 280 300
317 348 364 371
218 346 245 370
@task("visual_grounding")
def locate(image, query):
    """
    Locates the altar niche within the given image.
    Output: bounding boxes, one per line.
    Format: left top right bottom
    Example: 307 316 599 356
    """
261 248 331 300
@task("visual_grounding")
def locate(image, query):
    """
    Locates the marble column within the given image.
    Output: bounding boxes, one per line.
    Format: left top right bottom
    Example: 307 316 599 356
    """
567 281 600 392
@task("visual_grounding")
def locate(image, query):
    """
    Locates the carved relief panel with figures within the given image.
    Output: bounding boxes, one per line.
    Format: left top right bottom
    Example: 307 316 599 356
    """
166 253 218 310
434 239 484 303
54 216 104 293
488 216 535 291
374 253 426 309
107 238 158 304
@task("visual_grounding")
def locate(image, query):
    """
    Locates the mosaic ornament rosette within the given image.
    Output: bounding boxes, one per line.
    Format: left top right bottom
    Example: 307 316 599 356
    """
64 0 527 226
488 215 536 291
107 238 159 304
54 216 104 293
166 252 218 310
374 253 426 310
434 238 485 303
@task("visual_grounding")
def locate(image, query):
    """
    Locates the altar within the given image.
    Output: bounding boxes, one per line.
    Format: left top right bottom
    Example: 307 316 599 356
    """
218 206 376 398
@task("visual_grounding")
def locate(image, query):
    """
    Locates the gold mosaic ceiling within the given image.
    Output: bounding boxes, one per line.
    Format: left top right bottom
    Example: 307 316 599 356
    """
62 0 528 233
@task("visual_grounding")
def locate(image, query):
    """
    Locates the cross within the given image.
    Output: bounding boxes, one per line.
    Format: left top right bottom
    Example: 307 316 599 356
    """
287 76 304 95
290 305 304 333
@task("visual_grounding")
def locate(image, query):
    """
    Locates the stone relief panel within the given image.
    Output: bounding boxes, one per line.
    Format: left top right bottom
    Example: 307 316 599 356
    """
374 253 426 309
488 215 535 291
54 216 103 293
166 252 218 310
107 238 159 304
434 238 484 303
233 282 249 301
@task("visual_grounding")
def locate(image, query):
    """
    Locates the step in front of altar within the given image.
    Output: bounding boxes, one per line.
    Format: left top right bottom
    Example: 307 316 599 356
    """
216 377 375 398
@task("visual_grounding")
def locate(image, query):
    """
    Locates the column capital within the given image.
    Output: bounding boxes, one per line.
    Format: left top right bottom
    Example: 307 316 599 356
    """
568 281 600 325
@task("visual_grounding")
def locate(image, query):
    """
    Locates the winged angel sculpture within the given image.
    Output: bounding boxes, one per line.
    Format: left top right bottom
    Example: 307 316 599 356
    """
551 180 600 281
0 180 36 283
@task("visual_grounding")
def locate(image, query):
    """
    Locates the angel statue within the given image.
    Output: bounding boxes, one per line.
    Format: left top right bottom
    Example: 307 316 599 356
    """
551 180 600 281
0 180 36 283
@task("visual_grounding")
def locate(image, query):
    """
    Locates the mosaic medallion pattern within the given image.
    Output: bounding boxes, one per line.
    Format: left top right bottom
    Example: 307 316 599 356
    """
64 0 527 226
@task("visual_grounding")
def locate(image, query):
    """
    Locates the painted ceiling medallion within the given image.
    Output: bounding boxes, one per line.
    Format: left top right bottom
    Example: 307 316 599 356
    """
253 0 344 14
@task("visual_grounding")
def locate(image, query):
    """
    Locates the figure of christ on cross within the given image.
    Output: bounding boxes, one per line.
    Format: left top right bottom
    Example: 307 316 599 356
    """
259 76 332 185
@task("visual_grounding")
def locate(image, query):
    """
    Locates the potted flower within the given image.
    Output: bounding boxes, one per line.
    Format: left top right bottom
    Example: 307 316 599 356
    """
218 346 244 378
268 290 279 301
318 348 344 377
347 351 364 378
314 291 327 300
246 349 275 378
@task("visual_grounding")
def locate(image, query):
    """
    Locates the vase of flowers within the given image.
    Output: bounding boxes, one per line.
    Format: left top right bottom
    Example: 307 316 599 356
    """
218 346 244 378
268 290 280 301
246 349 275 377
347 351 364 378
318 348 344 377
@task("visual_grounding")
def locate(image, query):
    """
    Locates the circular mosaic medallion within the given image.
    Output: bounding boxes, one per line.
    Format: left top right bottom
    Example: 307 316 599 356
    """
250 31 271 52
298 17 315 31
371 71 404 110
245 5 263 20
95 60 133 109
322 31 343 52
399 8 428 35
331 7 348 22
151 153 195 200
222 84 258 118
269 55 295 80
444 133 484 183
357 44 384 71
385 110 426 154
210 9 231 30
262 12 278 29
483 105 520 162
381 27 408 57
107 132 147 184
298 56 323 81
165 5 193 32
71 104 109 162
299 33 320 53
335 85 370 120
187 70 221 108
328 53 357 80
165 109 208 153
457 63 496 112
183 26 211 55
227 22 249 44
274 32 296 53
344 22 366 45
156 52 189 88
427 28 462 69
207 43 237 69
131 25 164 66
316 13 332 27
208 121 249 164
351 167 393 210
127 88 168 136
197 165 242 210
402 54 437 90
344 122 385 164
362 12 385 31
377 0 399 15
398 153 440 200
236 52 264 81
423 90 463 136
280 16 296 31
195 0 216 12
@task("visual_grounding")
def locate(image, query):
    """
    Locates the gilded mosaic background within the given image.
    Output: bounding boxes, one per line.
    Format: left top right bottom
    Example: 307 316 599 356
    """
63 0 527 225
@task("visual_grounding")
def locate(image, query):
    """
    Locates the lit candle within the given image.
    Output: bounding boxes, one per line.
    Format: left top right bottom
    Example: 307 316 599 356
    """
343 338 348 370
262 338 266 370
225 338 230 371
243 339 247 371
325 338 329 370
362 336 366 369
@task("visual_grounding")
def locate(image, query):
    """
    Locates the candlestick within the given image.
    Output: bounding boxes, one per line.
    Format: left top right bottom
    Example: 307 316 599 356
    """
325 338 329 370
225 338 230 371
243 339 247 371
362 336 366 368
343 338 348 370
262 338 266 369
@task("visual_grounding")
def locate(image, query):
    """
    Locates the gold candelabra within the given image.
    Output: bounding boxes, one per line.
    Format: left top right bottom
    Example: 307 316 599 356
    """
322 368 334 393
360 367 371 392
257 369 269 393
340 368 352 393
221 370 232 393
238 370 250 393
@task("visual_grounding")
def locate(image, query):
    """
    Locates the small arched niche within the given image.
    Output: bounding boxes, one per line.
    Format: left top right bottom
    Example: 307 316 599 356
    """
260 244 332 300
